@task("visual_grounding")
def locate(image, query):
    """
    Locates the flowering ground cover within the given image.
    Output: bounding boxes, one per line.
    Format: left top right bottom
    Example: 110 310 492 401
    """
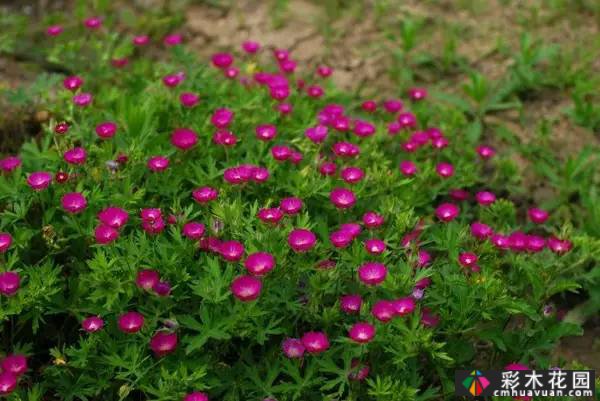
0 1 599 400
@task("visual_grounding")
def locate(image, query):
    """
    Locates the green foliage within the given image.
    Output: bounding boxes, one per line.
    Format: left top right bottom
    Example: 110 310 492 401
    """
0 3 598 401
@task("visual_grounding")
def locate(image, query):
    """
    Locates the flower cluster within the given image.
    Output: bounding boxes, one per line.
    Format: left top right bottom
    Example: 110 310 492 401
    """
0 12 592 401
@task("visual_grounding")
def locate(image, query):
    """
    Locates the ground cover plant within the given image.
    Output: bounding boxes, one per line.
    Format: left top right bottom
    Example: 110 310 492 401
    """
0 2 599 401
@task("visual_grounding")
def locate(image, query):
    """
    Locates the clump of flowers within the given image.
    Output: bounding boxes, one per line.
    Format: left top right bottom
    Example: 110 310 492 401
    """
0 13 593 401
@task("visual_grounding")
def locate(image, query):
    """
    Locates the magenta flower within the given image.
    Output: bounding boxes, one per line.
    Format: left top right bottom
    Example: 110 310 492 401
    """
279 59 297 74
340 294 362 314
290 151 303 165
449 188 470 201
147 156 169 172
358 262 387 285
431 136 449 149
471 221 493 240
458 252 478 267
1 355 27 377
490 233 510 250
348 322 375 343
95 122 117 139
392 297 415 316
508 231 528 252
505 362 529 371
0 271 20 297
182 222 205 240
330 188 356 209
54 122 69 135
244 252 276 276
547 237 572 254
184 392 209 401
361 100 377 113
476 145 496 159
435 203 459 222
371 300 395 322
231 275 262 302
436 162 454 178
399 160 417 176
410 131 429 145
132 35 150 46
397 112 417 128
256 124 277 141
353 120 376 137
332 142 360 158
94 225 119 245
383 99 403 113
348 359 370 381
163 33 183 46
362 211 384 228
273 48 289 61
257 208 284 225
111 58 129 68
0 156 21 172
277 103 293 115
212 130 237 147
252 167 270 183
171 128 198 150
364 238 386 255
526 235 546 253
46 25 63 36
61 192 87 214
82 316 104 333
136 269 160 290
224 66 239 80
341 166 365 184
307 85 324 98
340 222 362 238
288 229 317 253
27 172 52 191
153 281 171 297
421 307 440 328
271 145 292 161
0 233 13 253
150 332 178 357
417 249 431 267
118 312 145 334
180 92 200 108
84 17 102 29
141 208 162 222
73 93 93 107
475 191 496 206
219 240 245 262
211 53 234 69
304 125 328 144
319 161 337 176
192 187 218 204
408 87 427 101
301 331 329 354
528 207 549 224
280 197 303 215
316 65 333 78
163 73 184 87
211 108 234 129
98 207 128 229
63 147 87 165
330 230 353 248
242 40 260 54
282 338 305 358
0 371 17 395
63 76 83 91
